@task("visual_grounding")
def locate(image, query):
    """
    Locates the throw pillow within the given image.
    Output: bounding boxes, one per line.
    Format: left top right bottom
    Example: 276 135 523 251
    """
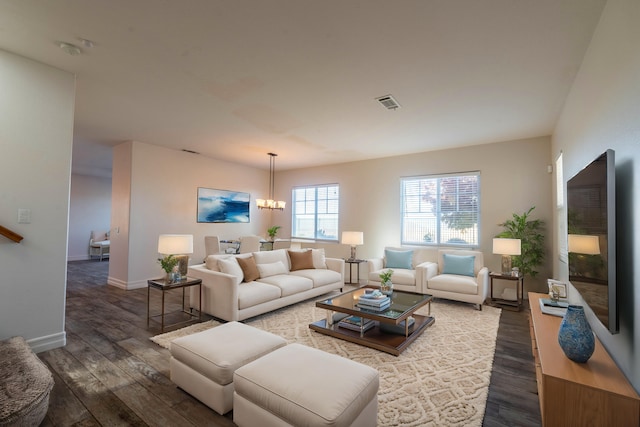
257 261 288 278
442 254 476 277
311 248 327 269
385 249 413 269
237 256 260 282
217 258 243 285
205 254 230 271
288 250 315 271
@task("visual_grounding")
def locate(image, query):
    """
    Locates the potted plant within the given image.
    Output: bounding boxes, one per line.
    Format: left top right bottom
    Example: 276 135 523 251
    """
158 254 180 283
379 269 394 295
267 225 281 241
496 206 545 278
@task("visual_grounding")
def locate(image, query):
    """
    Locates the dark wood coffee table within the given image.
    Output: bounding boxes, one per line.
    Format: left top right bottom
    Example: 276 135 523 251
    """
309 287 435 356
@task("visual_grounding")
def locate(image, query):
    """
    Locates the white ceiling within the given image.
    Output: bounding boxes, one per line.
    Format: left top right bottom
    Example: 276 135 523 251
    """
0 0 606 175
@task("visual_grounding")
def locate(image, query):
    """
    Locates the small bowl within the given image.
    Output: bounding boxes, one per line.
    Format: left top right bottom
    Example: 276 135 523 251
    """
364 289 374 295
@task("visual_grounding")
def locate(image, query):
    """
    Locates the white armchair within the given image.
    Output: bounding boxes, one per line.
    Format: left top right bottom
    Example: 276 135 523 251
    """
424 249 489 310
89 230 110 261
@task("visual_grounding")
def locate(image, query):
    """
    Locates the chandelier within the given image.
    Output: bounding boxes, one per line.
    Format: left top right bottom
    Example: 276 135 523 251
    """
256 152 286 210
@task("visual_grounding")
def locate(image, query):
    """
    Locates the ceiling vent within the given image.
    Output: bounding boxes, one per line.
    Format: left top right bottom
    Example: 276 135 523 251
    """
181 149 200 154
375 94 400 110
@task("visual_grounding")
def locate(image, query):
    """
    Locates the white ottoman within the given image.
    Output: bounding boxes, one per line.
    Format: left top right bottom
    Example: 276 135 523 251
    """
233 343 379 427
170 321 287 415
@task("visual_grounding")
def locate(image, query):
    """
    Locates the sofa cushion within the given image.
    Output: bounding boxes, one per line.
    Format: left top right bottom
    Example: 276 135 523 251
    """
288 250 315 271
385 249 413 269
258 275 313 297
253 249 290 272
442 254 475 277
290 269 342 288
428 274 478 295
218 258 243 285
257 261 288 278
237 281 282 309
237 256 260 282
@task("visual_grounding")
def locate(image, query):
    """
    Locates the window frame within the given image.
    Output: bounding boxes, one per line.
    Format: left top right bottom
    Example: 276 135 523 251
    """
291 183 340 242
400 171 481 247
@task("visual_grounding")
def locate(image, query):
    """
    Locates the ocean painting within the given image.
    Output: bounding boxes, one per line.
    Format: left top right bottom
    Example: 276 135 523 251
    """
197 188 250 223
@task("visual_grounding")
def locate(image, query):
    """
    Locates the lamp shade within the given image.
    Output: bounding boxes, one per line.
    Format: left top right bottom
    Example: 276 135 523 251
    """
341 231 364 246
158 234 193 254
492 238 521 256
568 234 600 255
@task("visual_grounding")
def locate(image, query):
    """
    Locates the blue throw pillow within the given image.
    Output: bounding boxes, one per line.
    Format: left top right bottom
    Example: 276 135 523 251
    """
442 254 475 277
385 249 413 269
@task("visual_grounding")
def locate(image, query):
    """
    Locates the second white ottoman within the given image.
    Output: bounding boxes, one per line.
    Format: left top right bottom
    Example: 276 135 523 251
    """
233 343 379 427
170 321 287 414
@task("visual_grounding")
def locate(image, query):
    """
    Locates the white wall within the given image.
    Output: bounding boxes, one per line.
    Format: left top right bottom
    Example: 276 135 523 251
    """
108 141 273 289
68 174 112 260
277 136 554 294
552 0 640 392
0 50 75 352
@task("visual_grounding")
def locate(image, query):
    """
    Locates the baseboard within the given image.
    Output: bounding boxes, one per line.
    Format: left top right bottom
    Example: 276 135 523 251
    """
27 331 66 353
68 255 91 261
108 276 147 290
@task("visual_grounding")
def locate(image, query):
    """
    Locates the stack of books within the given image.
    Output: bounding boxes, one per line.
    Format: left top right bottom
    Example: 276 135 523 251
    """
339 316 376 332
539 298 568 317
357 294 391 312
380 317 416 335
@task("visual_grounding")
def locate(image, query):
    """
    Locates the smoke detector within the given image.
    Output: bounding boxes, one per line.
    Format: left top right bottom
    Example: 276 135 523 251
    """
58 42 82 56
375 94 401 110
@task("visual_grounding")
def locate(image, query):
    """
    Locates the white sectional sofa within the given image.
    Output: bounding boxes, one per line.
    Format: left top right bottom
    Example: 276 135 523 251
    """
368 247 489 309
188 248 345 322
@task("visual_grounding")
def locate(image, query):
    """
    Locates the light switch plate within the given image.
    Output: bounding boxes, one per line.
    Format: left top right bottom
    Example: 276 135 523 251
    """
18 208 31 224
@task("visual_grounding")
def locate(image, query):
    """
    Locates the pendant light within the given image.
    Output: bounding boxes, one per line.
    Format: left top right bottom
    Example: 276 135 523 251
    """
256 153 286 210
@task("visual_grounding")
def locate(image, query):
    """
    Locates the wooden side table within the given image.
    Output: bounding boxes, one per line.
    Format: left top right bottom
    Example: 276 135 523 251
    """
147 277 202 332
344 259 365 285
489 272 524 311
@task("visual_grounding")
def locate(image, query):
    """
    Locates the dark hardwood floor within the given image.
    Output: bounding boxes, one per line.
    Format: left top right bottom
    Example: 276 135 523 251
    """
37 260 540 426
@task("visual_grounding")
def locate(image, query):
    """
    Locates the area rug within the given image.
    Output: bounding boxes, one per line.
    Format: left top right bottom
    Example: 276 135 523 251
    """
151 299 501 427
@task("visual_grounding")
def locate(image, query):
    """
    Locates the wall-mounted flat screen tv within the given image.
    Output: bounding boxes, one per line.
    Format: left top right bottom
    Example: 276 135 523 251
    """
566 149 617 334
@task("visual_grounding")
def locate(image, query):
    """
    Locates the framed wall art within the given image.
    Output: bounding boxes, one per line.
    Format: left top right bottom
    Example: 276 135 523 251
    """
197 187 250 223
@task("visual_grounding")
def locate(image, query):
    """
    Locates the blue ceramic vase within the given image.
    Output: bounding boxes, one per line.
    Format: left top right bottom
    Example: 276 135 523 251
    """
557 305 595 363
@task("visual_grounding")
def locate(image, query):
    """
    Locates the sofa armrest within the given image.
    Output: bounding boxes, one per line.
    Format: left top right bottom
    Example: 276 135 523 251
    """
476 267 490 299
415 261 437 293
367 257 384 272
325 258 345 282
188 264 240 321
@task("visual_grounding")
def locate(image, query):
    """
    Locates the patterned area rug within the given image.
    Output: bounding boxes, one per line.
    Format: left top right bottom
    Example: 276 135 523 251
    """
151 299 501 427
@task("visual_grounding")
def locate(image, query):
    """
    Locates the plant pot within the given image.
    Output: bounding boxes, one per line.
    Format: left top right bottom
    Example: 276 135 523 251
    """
557 305 595 363
380 280 393 295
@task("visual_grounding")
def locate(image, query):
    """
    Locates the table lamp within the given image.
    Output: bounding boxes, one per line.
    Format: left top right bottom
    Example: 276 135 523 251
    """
342 231 364 261
492 238 521 275
158 234 194 279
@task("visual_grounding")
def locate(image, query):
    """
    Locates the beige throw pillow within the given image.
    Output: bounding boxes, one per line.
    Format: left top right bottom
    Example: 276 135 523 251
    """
237 256 260 282
288 250 315 271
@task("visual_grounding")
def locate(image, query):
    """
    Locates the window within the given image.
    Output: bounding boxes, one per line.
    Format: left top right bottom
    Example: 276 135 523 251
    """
401 172 480 246
292 184 339 241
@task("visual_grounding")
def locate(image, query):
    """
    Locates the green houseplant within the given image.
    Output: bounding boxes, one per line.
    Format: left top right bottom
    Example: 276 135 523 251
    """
496 206 545 277
267 225 281 241
158 254 180 283
379 269 394 295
